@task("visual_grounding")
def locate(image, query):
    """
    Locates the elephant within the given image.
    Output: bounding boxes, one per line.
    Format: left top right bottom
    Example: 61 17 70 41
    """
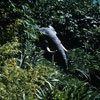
38 25 68 71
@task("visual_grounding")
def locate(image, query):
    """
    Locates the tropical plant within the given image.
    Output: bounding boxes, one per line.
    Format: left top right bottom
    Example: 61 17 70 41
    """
0 0 100 100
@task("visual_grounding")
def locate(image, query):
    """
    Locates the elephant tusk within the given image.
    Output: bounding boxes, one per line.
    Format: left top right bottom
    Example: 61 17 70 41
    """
61 44 68 52
46 47 57 53
45 40 57 53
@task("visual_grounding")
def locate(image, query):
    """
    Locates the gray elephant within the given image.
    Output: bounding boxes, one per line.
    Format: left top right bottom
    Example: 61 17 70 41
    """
38 25 68 71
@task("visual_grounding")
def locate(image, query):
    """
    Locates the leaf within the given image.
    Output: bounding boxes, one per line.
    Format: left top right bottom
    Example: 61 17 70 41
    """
45 80 53 90
0 82 5 89
64 89 69 100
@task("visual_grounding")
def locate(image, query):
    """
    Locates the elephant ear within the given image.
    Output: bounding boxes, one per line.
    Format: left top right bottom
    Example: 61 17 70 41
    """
49 25 57 35
38 28 47 35
49 25 54 30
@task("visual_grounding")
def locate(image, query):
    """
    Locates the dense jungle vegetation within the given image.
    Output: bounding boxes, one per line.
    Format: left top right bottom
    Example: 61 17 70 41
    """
0 0 100 99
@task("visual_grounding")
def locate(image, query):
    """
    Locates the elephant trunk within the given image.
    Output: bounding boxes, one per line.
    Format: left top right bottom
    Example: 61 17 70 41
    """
51 36 68 70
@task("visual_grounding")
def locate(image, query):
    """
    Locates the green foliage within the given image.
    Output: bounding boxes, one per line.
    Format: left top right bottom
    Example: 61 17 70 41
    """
35 75 100 100
33 0 100 50
0 64 59 99
0 37 20 68
0 0 100 100
68 48 100 71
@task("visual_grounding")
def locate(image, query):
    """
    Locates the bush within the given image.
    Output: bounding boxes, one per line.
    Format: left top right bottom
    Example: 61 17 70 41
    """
0 0 100 99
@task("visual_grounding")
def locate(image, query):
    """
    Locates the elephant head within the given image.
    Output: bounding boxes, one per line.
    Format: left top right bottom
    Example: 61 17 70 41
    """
38 25 68 71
